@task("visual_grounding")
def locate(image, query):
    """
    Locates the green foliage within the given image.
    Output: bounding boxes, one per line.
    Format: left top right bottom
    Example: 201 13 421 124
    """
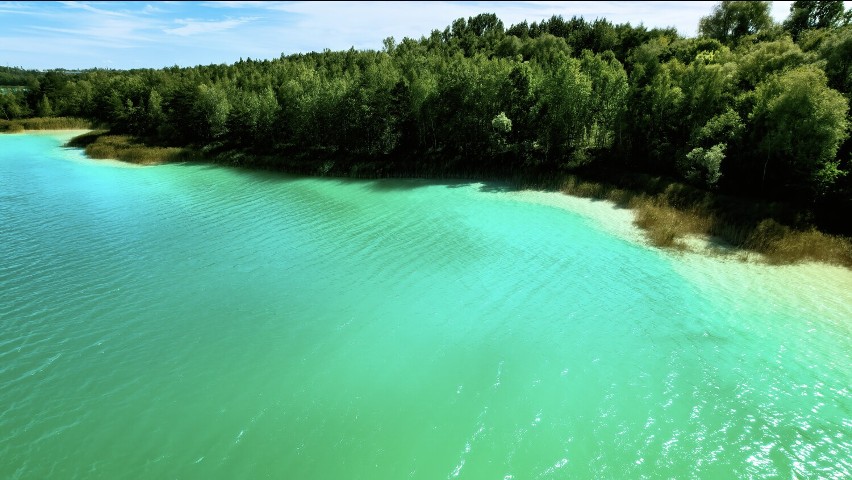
628 57 686 171
36 94 53 117
580 50 629 150
534 56 594 166
192 84 231 142
749 65 849 195
145 89 165 136
737 37 812 87
699 1 773 44
784 0 848 40
681 143 725 187
491 112 512 133
0 90 29 119
680 54 737 140
443 13 505 56
817 25 852 93
693 108 744 146
490 112 512 154
521 34 572 65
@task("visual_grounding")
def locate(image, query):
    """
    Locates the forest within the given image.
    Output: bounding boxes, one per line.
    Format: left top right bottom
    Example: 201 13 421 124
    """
1 1 850 236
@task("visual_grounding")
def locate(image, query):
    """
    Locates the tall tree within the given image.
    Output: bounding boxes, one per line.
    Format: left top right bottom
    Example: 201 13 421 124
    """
817 25 852 93
699 1 773 44
737 37 811 88
749 65 849 197
35 94 53 117
191 84 231 142
784 0 848 40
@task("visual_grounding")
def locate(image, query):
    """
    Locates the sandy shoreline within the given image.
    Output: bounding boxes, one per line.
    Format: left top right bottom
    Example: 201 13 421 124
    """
14 129 147 169
504 188 645 245
4 129 92 143
500 185 852 293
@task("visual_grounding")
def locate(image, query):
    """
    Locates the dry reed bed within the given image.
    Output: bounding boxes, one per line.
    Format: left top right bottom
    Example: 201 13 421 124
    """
0 117 92 131
556 174 852 268
68 132 198 165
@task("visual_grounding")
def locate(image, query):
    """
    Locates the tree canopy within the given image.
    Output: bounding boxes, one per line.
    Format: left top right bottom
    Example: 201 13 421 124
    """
3 5 851 232
784 0 850 39
699 1 773 44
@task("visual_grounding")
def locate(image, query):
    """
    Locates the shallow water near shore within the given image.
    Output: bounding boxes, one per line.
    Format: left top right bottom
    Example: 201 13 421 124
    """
2 132 850 479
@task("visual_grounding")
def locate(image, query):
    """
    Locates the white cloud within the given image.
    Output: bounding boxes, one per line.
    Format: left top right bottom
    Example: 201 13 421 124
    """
0 2 35 12
59 0 131 17
7 1 852 69
143 4 166 14
28 15 162 43
199 1 273 8
165 17 257 36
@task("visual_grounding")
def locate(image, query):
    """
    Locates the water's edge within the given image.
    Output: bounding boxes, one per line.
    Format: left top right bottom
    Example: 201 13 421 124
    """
14 128 841 270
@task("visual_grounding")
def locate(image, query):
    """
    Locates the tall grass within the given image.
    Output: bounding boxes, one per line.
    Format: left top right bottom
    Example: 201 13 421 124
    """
0 117 92 131
554 173 852 268
68 132 198 165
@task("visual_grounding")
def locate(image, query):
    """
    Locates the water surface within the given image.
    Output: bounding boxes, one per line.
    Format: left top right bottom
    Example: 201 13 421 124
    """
1 132 850 479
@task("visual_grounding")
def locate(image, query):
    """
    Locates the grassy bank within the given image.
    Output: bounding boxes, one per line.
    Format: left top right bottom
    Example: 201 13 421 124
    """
0 117 92 132
548 172 852 268
66 131 852 268
67 131 199 165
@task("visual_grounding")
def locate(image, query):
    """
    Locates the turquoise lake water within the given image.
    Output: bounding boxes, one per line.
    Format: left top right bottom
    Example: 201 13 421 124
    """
1 132 850 479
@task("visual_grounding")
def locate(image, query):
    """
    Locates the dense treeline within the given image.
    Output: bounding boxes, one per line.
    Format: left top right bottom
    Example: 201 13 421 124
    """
2 1 851 232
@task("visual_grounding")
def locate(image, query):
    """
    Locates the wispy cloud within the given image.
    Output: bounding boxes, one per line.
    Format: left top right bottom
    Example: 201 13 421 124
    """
1 1 834 70
143 4 166 14
58 0 131 17
164 17 257 36
199 1 273 8
32 8 166 41
0 1 41 15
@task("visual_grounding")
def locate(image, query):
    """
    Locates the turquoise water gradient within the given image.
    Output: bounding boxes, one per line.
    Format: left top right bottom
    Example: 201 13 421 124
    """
1 133 850 479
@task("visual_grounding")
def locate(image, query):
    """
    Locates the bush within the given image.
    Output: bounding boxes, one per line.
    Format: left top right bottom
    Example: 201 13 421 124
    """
680 143 725 188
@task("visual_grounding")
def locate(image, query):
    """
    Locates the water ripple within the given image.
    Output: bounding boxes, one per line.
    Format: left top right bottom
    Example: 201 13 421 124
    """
1 135 850 479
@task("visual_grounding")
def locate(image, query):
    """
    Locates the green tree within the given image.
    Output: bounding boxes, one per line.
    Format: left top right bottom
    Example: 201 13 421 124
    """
490 111 512 154
145 89 165 136
784 0 848 40
579 50 628 150
626 53 686 173
35 94 53 117
192 84 231 142
254 87 279 148
737 37 812 88
692 108 744 148
749 65 849 196
817 25 852 93
699 1 773 44
521 34 572 65
491 111 512 133
680 143 725 187
534 57 594 166
0 91 28 119
60 80 94 117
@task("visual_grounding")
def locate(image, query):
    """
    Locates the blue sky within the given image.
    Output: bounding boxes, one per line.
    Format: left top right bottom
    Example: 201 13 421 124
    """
0 1 829 70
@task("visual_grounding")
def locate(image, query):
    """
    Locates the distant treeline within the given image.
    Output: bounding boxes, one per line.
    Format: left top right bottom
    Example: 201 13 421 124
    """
2 1 850 231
